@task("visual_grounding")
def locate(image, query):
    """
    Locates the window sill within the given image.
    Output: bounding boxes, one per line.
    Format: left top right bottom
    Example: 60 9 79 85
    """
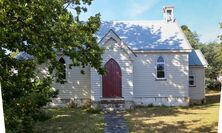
155 78 167 81
56 80 67 84
189 85 196 87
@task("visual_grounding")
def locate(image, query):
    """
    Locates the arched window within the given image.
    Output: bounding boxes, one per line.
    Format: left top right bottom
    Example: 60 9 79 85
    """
157 56 165 79
59 57 66 80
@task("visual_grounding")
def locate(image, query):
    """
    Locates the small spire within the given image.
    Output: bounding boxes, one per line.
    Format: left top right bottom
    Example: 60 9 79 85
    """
163 5 175 22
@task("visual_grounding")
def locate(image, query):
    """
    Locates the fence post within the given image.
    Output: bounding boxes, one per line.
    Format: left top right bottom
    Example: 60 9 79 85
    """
0 83 5 132
218 76 222 133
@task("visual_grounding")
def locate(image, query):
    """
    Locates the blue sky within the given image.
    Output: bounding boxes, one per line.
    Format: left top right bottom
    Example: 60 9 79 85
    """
74 0 222 43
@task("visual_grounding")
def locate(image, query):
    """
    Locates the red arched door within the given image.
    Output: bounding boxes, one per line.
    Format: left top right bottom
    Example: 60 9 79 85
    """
102 58 122 98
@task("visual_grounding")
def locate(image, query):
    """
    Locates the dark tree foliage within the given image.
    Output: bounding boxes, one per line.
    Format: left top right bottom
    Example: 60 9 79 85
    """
181 25 200 49
219 22 222 69
200 43 222 80
200 43 222 90
181 24 222 90
0 0 104 132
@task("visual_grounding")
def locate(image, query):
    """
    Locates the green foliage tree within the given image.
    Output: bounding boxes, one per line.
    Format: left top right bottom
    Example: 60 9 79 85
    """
200 43 222 79
0 0 104 132
181 25 200 49
218 22 222 73
181 24 222 90
200 42 222 90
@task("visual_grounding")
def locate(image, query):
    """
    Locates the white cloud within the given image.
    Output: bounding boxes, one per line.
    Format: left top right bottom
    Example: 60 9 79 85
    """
128 0 161 17
199 33 221 43
198 27 222 43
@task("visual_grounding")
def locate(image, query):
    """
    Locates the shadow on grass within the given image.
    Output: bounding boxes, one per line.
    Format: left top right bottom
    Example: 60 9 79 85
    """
125 93 220 133
127 119 218 133
127 106 199 118
34 108 104 133
193 122 218 133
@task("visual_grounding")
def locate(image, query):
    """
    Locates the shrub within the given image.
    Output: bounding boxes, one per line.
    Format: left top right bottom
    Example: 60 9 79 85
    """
206 79 221 91
33 109 53 122
85 108 101 114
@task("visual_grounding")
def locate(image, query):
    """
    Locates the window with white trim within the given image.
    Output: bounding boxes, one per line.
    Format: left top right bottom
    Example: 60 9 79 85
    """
156 56 165 79
189 75 195 86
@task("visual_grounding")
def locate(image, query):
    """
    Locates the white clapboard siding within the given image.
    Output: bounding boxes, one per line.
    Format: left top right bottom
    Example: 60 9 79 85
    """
189 67 205 100
90 68 101 101
53 56 91 99
133 53 189 97
91 38 134 101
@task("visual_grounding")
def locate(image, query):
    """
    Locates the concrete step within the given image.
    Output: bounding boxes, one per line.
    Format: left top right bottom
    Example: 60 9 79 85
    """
100 99 126 112
101 103 125 110
100 98 125 104
101 105 125 112
91 100 135 112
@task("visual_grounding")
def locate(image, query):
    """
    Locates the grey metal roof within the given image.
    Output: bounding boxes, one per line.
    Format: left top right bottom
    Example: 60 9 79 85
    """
189 50 208 67
97 21 192 50
16 52 33 60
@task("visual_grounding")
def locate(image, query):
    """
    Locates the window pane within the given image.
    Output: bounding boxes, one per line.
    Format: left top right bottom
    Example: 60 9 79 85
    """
189 76 195 85
189 81 194 85
156 56 165 78
157 56 164 62
157 71 165 78
189 76 194 80
62 64 66 79
59 57 66 80
157 64 164 71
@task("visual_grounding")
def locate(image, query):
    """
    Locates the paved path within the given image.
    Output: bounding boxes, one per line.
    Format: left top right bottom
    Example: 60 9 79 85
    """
104 112 129 133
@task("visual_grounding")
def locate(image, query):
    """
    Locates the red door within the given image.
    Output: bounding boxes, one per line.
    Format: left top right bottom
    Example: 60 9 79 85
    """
102 58 122 98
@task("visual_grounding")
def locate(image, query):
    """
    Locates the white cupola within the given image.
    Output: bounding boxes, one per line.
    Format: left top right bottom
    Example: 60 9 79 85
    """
163 5 175 22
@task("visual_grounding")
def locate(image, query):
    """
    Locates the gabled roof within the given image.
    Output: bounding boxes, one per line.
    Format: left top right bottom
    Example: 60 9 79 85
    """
99 29 137 58
189 50 208 67
96 21 192 51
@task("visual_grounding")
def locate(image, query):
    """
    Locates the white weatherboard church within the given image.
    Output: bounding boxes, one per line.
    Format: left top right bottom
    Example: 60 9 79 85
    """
52 6 208 109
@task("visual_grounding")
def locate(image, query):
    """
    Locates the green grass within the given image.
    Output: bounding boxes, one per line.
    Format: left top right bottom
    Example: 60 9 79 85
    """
34 93 220 133
34 108 104 133
124 93 220 133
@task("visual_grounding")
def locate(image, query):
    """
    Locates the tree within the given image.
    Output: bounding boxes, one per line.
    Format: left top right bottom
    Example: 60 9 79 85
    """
181 25 200 49
199 22 222 89
220 22 222 41
0 0 104 132
181 25 222 90
200 43 222 79
200 42 222 90
218 22 222 74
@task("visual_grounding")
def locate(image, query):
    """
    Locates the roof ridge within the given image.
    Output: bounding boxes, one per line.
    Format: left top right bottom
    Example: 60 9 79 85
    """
102 20 165 23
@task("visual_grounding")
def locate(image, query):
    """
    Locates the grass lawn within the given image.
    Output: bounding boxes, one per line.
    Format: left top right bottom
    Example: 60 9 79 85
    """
34 108 104 133
124 93 220 133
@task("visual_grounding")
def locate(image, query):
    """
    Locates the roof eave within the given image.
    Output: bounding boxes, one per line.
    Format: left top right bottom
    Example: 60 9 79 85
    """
189 65 208 68
134 49 192 53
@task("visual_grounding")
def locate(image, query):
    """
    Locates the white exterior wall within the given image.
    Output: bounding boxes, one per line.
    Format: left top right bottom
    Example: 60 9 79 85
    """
91 38 134 101
133 97 189 106
189 67 205 100
133 53 189 98
53 56 91 100
51 51 191 107
90 68 101 101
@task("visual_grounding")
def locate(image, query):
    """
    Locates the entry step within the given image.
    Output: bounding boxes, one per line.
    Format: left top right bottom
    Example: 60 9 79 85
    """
100 98 125 104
